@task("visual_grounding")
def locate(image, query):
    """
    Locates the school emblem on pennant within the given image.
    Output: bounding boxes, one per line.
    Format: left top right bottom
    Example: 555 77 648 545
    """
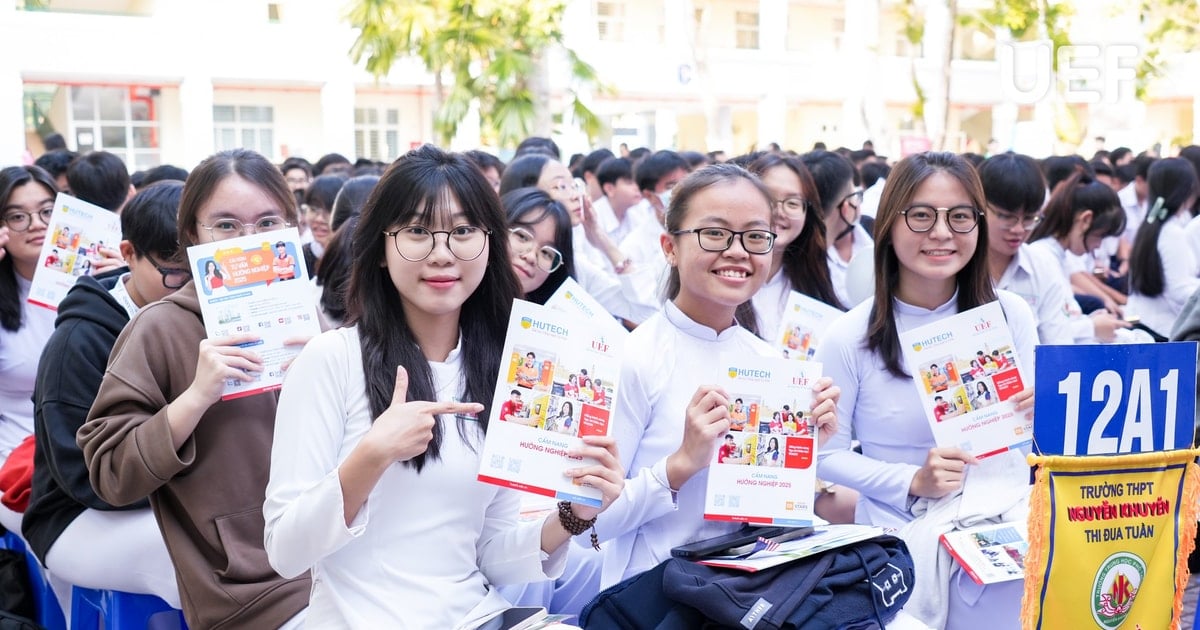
1090 552 1145 629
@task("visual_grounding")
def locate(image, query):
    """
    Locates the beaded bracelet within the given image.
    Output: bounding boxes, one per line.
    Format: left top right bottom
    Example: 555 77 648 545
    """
557 501 600 551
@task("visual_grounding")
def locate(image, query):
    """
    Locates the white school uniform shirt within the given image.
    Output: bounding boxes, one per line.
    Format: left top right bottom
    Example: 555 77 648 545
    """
996 243 1089 344
1119 182 1147 243
571 225 661 324
0 275 55 459
751 268 791 343
814 290 1037 529
592 302 776 589
826 223 874 309
1127 213 1200 337
860 178 885 219
264 327 566 630
594 196 650 245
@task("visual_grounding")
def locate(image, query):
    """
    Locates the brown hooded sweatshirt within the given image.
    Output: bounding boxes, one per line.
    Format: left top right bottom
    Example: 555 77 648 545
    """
79 281 309 629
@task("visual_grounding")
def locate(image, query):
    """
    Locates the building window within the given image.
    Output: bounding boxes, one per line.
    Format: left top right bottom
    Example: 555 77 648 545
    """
833 17 845 51
735 11 759 49
354 107 401 162
213 105 275 159
69 85 161 170
596 1 624 42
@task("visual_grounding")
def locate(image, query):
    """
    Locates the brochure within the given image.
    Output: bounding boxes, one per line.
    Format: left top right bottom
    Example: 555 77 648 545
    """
773 291 844 361
703 355 821 526
28 193 123 311
698 524 886 572
544 277 627 337
898 300 1032 459
477 299 621 507
939 522 1028 585
186 228 321 400
472 607 574 630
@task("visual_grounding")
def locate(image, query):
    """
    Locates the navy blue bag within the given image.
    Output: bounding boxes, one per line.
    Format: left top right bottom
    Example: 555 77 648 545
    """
581 535 914 630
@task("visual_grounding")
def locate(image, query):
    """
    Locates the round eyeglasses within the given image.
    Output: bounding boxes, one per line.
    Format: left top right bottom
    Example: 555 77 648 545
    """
670 227 777 254
508 227 564 272
198 216 292 240
900 205 981 234
773 197 810 218
1 206 53 233
384 225 491 262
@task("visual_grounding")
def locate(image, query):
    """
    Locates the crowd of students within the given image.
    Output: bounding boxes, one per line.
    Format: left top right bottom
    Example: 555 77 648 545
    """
0 136 1196 629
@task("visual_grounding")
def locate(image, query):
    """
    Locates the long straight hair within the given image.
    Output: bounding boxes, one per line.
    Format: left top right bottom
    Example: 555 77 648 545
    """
747 153 844 312
1129 158 1200 297
1028 172 1124 244
346 145 520 471
502 187 575 305
0 166 58 331
867 152 996 378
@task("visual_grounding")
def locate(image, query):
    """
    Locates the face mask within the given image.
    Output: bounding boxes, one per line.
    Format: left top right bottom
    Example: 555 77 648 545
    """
658 189 672 208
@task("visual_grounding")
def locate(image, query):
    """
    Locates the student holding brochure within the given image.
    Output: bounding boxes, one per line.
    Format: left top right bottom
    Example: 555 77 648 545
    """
815 152 1037 629
744 152 843 340
263 146 624 629
588 164 839 591
78 149 310 629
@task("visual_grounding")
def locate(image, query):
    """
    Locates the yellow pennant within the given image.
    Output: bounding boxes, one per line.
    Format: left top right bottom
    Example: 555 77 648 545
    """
1023 449 1200 630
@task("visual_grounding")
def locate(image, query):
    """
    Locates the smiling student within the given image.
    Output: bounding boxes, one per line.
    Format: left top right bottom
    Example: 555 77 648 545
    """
815 152 1037 629
745 153 843 339
263 145 624 628
591 163 839 589
79 149 310 629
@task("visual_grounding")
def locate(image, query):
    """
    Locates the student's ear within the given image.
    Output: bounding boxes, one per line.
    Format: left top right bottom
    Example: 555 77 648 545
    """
118 240 136 263
1077 208 1094 230
602 181 615 199
660 232 677 266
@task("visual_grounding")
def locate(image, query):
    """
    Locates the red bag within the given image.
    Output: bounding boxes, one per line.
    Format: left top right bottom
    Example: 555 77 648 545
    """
0 436 36 513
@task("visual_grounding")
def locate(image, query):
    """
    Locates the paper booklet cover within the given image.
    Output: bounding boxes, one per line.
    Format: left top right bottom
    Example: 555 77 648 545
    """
478 299 621 507
773 290 843 361
544 277 627 337
704 354 821 526
186 227 321 400
28 193 123 311
939 522 1028 585
899 300 1032 459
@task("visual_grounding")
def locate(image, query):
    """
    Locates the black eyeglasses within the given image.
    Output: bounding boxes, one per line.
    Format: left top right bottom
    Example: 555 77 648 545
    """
670 227 777 254
1 206 53 232
839 190 864 208
384 225 491 262
772 197 810 218
148 258 191 289
900 205 981 233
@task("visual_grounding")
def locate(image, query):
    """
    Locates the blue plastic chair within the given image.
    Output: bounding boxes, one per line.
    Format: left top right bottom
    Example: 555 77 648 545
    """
70 587 186 630
0 531 67 630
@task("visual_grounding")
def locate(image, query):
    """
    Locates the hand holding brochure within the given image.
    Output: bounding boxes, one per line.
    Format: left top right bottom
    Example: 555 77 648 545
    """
704 355 821 526
28 193 123 311
939 522 1028 585
186 228 321 400
899 301 1032 459
773 291 843 361
477 300 621 507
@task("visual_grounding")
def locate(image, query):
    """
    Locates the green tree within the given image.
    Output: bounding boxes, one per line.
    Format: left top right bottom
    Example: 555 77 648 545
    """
1136 0 1200 102
346 0 605 148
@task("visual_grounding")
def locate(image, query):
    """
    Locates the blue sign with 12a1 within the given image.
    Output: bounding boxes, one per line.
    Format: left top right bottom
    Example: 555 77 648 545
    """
1034 342 1197 456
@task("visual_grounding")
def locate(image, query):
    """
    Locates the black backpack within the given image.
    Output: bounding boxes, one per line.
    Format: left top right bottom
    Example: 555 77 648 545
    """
580 535 914 630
